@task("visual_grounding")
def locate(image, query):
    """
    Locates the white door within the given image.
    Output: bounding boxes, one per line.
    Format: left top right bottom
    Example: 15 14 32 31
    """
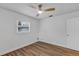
67 17 79 51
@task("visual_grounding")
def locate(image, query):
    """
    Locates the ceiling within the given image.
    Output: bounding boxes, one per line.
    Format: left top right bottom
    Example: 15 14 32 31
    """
0 3 79 19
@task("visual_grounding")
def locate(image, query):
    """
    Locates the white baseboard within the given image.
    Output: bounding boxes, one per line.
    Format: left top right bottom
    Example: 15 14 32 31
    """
40 40 79 51
40 40 67 48
0 41 37 56
1 39 79 56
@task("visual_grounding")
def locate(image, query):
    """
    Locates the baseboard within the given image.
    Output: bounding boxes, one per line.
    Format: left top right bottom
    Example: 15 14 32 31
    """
1 40 79 56
40 40 67 48
40 40 79 51
0 41 37 56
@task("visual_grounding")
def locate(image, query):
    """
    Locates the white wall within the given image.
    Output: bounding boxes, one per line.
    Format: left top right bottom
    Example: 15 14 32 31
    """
39 16 66 47
0 8 39 55
39 11 79 47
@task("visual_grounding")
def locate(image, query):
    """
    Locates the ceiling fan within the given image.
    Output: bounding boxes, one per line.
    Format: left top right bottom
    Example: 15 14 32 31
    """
29 4 55 17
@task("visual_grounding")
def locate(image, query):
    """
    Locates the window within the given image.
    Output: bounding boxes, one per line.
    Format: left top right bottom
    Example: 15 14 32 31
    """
17 20 30 33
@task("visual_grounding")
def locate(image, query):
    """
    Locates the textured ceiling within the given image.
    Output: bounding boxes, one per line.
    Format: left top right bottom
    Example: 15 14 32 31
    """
0 3 79 19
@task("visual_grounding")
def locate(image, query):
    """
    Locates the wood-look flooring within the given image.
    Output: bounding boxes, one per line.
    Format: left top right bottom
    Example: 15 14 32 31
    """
3 41 79 56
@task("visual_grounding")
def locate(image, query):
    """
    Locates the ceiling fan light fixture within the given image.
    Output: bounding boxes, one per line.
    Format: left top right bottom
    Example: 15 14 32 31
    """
38 10 43 14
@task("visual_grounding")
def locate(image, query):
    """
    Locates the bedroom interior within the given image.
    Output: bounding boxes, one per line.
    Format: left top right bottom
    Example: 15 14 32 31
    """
0 3 79 56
